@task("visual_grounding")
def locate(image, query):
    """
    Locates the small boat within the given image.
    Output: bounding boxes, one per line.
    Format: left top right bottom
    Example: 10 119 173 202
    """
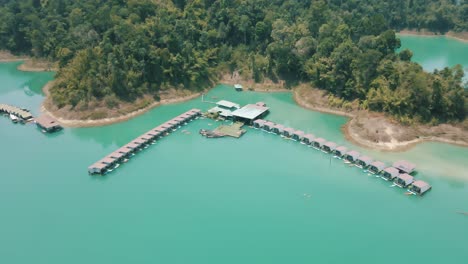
123 159 129 163
10 114 19 123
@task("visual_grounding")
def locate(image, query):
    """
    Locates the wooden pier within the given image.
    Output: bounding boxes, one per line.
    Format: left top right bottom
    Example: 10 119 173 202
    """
88 108 202 175
253 119 431 196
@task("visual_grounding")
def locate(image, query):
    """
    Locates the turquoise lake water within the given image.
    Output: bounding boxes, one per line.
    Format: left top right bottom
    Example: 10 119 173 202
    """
398 34 468 80
1 36 468 263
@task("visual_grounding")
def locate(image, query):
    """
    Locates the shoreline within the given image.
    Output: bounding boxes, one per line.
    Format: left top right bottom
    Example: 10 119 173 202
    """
292 87 468 152
4 56 467 151
41 81 202 127
0 52 56 72
397 29 468 43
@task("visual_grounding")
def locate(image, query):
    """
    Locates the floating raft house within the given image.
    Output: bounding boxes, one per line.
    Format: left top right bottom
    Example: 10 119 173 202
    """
272 124 285 134
35 114 62 132
396 173 414 188
292 130 305 141
312 138 326 148
368 161 385 174
356 156 373 168
322 141 337 153
0 104 33 121
302 134 315 145
88 109 201 175
334 146 347 157
410 180 431 195
382 167 399 180
253 119 266 129
344 150 360 162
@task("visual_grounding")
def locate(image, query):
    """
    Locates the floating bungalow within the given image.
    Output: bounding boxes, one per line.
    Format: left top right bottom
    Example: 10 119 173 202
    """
395 173 414 188
110 151 126 162
368 161 385 174
355 156 373 168
88 162 109 175
262 121 275 132
208 100 241 119
393 160 416 174
283 127 295 138
302 134 315 145
292 130 305 141
253 119 265 129
343 150 360 163
382 167 399 181
231 103 270 125
410 180 431 195
272 124 285 134
322 141 337 153
312 138 326 149
35 114 62 133
333 146 347 157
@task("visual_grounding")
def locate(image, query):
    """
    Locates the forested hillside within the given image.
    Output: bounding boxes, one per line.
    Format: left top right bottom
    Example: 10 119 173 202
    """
0 0 466 123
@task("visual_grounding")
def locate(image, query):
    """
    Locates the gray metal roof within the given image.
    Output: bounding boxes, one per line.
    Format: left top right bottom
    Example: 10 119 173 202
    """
393 160 416 173
231 104 269 120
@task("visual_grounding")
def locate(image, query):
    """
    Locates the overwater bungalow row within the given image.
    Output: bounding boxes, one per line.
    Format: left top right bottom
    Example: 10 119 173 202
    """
88 109 201 175
250 118 430 196
0 103 34 121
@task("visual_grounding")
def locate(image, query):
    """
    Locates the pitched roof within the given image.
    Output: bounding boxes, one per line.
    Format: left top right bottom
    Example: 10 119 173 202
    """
393 160 416 173
383 167 399 176
413 180 430 189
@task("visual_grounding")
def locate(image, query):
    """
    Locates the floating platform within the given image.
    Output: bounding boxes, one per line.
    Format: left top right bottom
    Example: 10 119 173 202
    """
35 114 62 133
88 108 202 175
213 122 246 138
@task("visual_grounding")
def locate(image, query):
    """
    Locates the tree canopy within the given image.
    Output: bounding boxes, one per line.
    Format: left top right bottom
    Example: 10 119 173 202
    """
0 0 466 123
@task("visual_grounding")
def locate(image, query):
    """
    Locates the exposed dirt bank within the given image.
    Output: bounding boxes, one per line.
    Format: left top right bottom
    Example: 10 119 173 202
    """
42 81 202 127
293 86 468 151
398 29 468 43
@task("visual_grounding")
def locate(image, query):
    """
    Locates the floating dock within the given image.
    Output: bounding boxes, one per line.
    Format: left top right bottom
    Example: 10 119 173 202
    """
35 114 62 133
0 104 33 121
88 109 202 175
253 119 431 196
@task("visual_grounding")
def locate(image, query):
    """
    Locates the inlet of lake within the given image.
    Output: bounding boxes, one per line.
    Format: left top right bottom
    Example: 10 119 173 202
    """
0 35 467 263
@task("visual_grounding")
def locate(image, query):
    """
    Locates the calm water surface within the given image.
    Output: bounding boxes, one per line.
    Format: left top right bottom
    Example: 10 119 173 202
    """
1 45 468 264
399 34 468 80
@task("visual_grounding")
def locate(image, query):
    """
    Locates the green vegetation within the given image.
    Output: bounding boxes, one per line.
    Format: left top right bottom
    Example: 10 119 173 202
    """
0 0 466 123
